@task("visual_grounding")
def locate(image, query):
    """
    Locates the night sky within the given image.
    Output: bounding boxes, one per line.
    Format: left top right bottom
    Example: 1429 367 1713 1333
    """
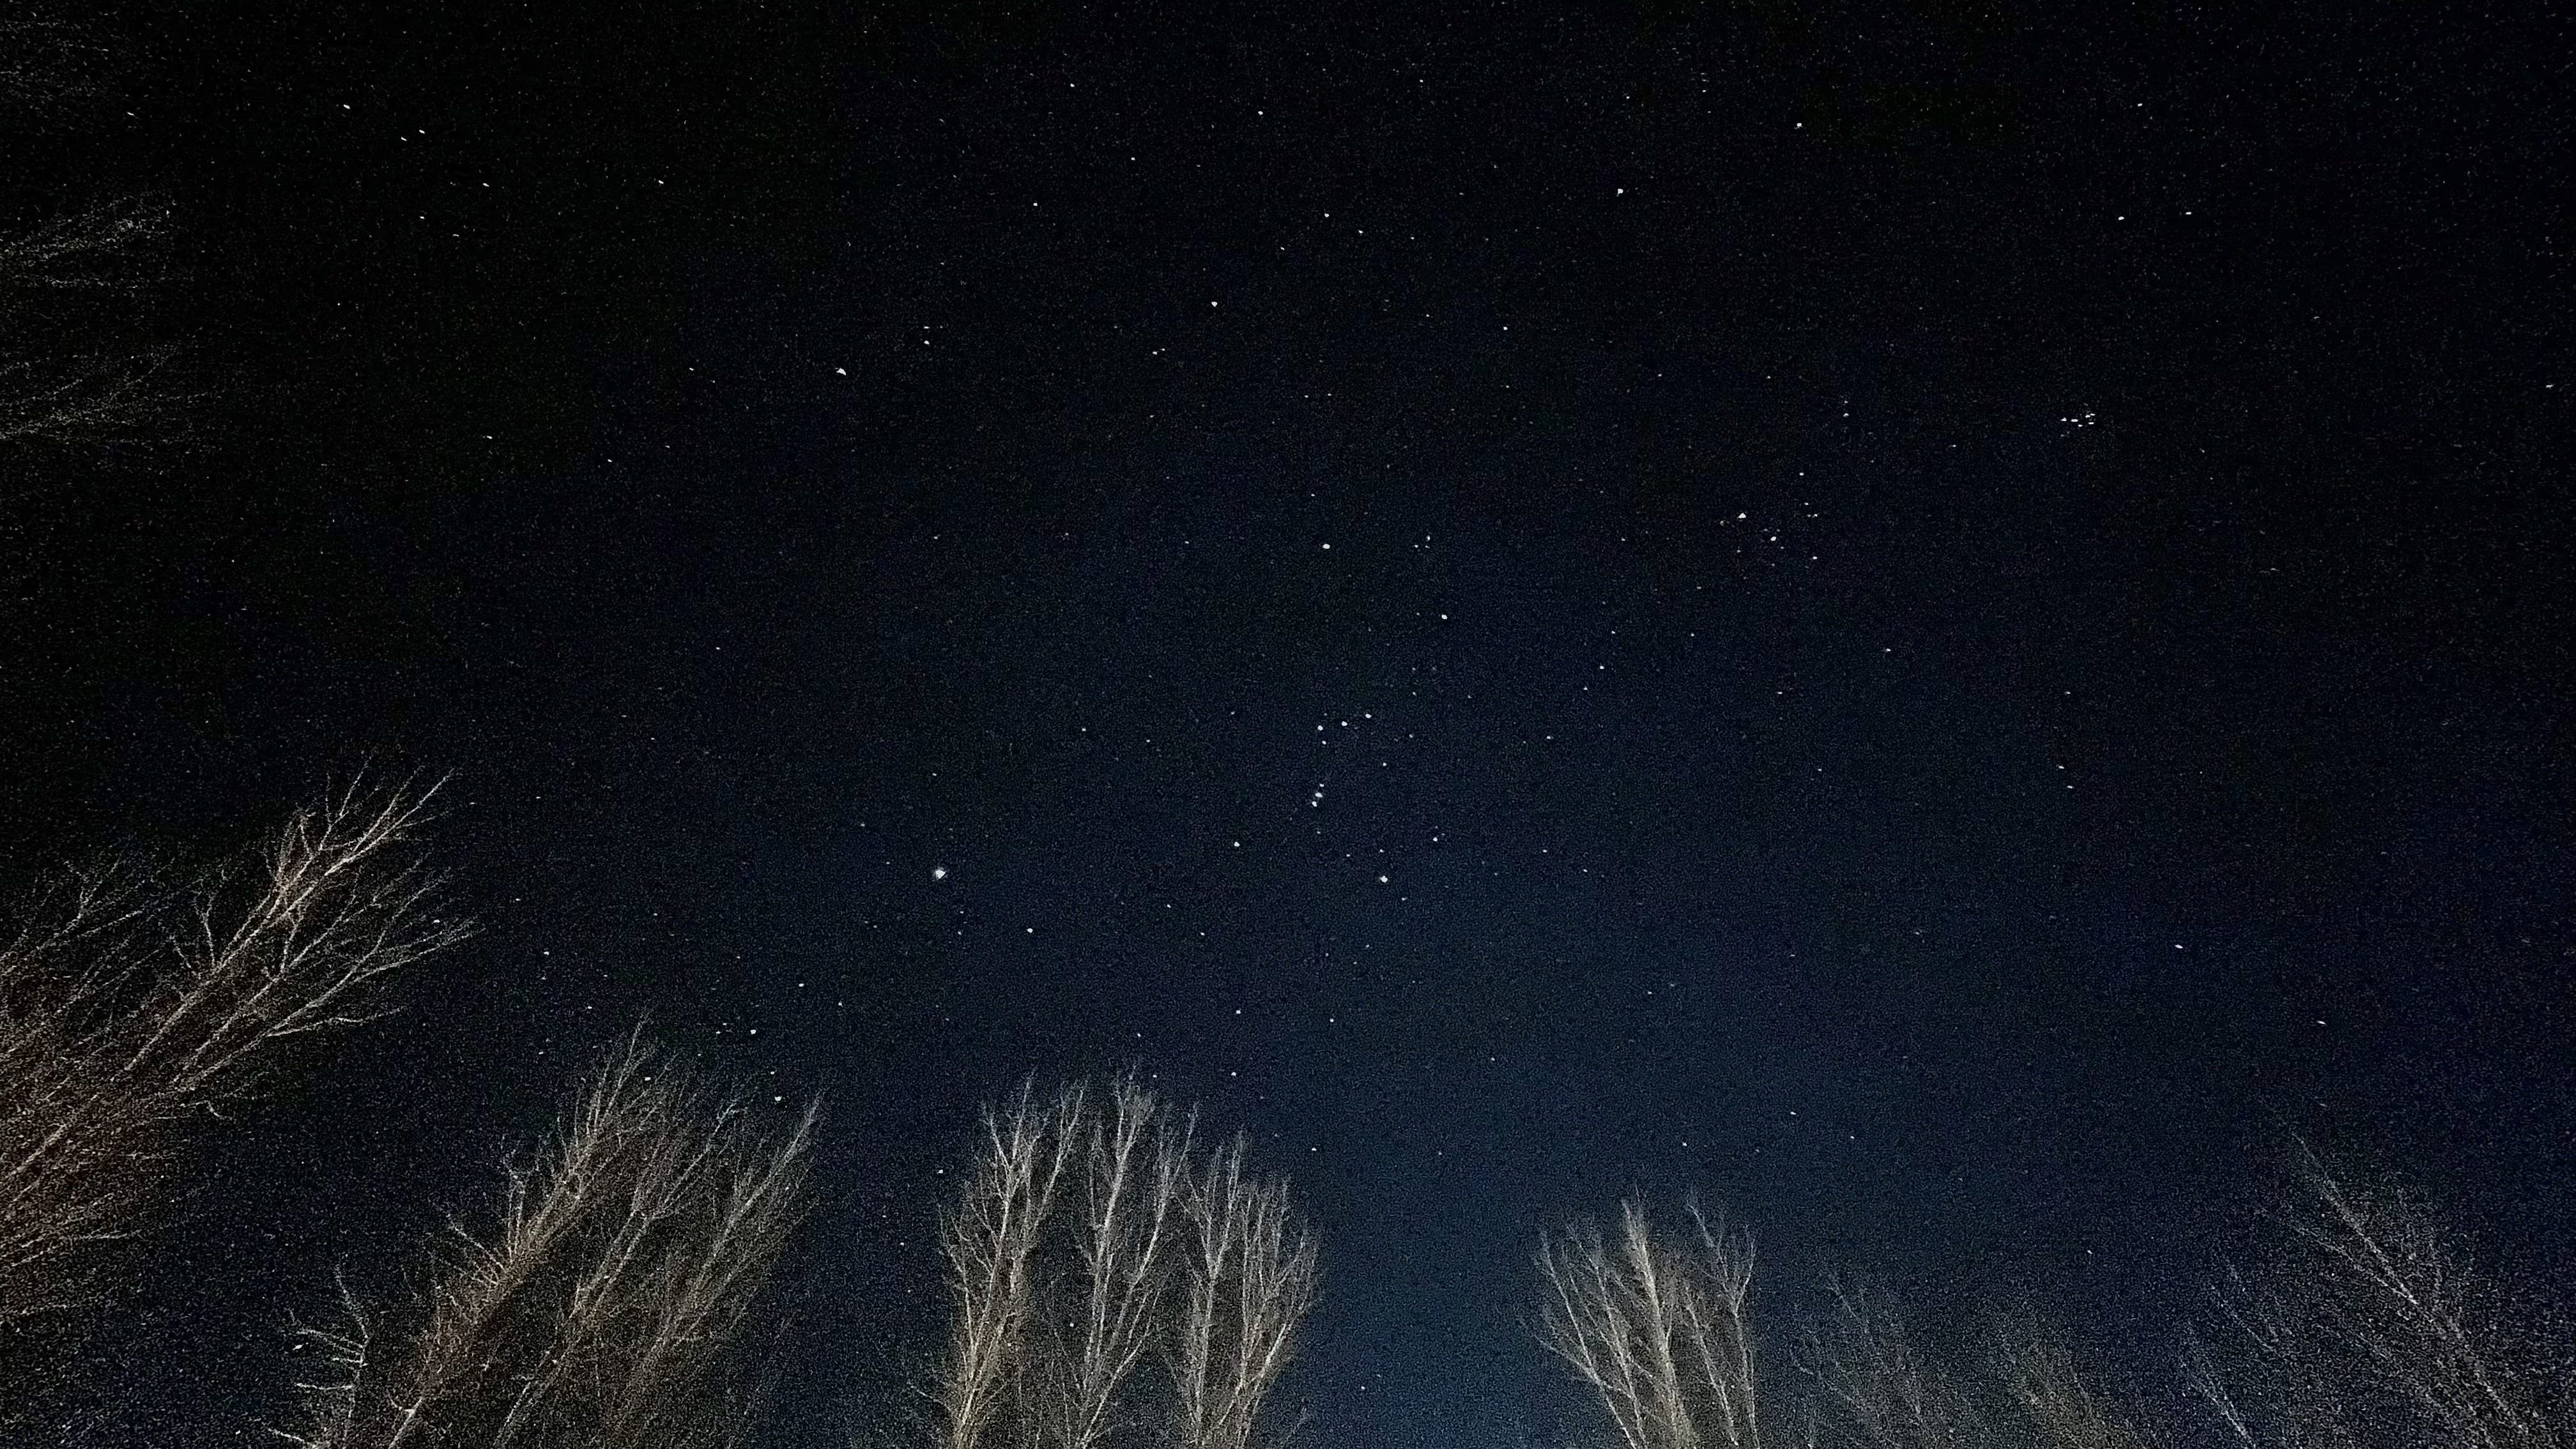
3 3 2570 1445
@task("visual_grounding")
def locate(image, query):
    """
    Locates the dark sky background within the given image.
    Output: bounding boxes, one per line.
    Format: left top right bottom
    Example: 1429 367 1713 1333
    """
2 3 2570 1445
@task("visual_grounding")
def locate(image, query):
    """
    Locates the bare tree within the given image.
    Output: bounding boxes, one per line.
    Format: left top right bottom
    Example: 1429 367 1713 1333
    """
1537 1199 1765 1449
273 1027 820 1449
1791 1274 1988 1449
1029 1080 1193 1449
0 778 466 1365
924 1078 1315 1449
2182 1142 2568 1449
1169 1134 1317 1449
1993 1312 2159 1449
936 1083 1085 1449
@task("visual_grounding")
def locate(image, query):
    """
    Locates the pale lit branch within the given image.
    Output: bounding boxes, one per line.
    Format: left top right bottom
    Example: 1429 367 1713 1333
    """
1791 1273 1984 1449
1040 1078 1190 1449
1170 1133 1317 1449
0 192 190 471
1537 1198 1764 1449
1994 1312 2158 1449
2186 1142 2568 1449
270 1026 819 1449
926 1079 1316 1449
934 1080 1083 1449
0 776 465 1353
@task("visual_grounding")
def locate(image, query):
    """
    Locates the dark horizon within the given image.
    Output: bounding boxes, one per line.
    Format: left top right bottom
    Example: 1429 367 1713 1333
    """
1 3 2568 1445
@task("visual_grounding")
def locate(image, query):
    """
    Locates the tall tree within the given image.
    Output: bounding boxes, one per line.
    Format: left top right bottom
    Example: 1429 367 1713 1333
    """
926 1078 1317 1449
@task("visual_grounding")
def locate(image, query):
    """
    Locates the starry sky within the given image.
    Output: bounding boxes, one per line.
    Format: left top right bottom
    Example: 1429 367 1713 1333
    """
2 3 2570 1445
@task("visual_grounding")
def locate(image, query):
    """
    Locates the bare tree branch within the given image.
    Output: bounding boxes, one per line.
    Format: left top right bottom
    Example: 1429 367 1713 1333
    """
273 1269 373 1449
0 776 466 1359
1170 1133 1317 1449
2188 1142 2567 1449
1994 1312 2159 1449
935 1080 1084 1449
270 1025 820 1449
1537 1197 1765 1449
0 191 192 479
1036 1079 1190 1449
925 1079 1316 1449
1791 1273 1984 1449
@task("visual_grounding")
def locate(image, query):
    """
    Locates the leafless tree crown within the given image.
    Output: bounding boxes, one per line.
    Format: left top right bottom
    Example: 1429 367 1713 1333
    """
273 1027 820 1449
0 778 467 1351
2183 1142 2569 1449
1168 1133 1316 1449
1538 1201 2182 1449
1993 1312 2159 1449
1790 1274 1988 1449
928 1078 1317 1449
1538 1198 1765 1449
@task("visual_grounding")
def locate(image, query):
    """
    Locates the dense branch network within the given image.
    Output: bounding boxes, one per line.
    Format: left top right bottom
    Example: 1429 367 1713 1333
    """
931 1077 1318 1449
272 1027 819 1449
0 778 468 1354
